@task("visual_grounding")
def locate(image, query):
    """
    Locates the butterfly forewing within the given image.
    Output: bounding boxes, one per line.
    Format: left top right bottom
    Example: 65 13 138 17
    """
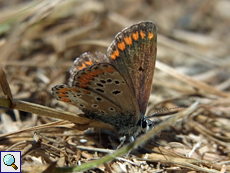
107 21 157 116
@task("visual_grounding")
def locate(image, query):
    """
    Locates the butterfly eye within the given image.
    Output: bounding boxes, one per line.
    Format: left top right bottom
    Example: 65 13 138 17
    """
139 117 153 132
142 120 147 128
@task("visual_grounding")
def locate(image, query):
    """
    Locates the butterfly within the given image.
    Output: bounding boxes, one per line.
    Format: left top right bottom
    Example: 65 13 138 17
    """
51 21 157 142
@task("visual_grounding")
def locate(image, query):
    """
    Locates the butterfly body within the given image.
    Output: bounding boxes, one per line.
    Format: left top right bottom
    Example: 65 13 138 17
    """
52 21 157 140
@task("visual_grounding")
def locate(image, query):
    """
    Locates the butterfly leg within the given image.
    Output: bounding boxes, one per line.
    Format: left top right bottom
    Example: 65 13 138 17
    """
117 136 127 149
117 135 135 148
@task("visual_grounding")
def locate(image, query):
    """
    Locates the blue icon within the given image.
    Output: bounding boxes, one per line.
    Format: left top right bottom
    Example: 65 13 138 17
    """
1 151 21 173
3 154 18 170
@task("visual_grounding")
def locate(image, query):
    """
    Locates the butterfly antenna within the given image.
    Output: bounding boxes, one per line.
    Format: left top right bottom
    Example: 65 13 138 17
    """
149 106 188 117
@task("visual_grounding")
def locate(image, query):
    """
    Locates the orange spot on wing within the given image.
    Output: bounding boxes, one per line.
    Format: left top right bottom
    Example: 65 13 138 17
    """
132 31 139 40
85 60 93 66
105 66 115 73
71 88 80 92
111 55 116 60
58 93 67 97
148 32 154 40
78 83 87 88
82 90 90 94
87 71 98 77
61 98 71 102
124 36 132 45
95 69 104 75
118 42 125 51
85 68 104 77
140 30 145 39
81 73 94 80
78 77 89 84
59 88 70 93
78 63 86 70
110 50 119 60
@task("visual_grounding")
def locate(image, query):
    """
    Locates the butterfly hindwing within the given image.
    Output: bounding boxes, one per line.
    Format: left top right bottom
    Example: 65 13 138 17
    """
52 84 125 126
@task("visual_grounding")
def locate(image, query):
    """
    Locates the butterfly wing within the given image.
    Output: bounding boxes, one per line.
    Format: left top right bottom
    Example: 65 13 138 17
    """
107 21 157 116
69 52 109 85
52 84 125 126
51 63 140 130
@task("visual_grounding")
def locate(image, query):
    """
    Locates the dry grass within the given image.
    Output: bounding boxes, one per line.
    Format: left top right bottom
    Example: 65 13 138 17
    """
0 0 230 172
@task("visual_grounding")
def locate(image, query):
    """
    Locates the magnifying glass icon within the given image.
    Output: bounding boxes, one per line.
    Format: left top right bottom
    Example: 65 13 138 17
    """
3 154 18 170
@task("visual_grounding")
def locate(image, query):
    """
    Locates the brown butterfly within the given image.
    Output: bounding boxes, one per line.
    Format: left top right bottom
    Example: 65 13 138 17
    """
51 21 157 142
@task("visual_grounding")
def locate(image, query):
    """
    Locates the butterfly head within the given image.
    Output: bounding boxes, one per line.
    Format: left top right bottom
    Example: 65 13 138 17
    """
117 116 154 144
138 117 154 133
